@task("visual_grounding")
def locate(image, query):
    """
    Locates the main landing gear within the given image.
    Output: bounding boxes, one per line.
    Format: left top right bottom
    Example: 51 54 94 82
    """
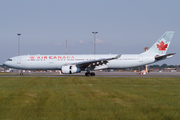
85 71 95 76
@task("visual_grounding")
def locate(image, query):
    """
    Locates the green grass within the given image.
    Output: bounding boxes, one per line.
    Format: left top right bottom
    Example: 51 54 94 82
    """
0 77 180 120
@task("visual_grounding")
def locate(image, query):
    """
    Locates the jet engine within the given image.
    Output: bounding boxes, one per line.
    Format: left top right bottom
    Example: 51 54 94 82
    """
61 65 81 74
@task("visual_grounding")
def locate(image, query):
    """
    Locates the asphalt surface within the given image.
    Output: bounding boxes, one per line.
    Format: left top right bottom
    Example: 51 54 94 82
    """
69 71 180 77
0 71 180 77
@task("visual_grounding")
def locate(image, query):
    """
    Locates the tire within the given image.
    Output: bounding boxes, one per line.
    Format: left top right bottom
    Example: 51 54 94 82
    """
85 72 90 76
90 72 95 76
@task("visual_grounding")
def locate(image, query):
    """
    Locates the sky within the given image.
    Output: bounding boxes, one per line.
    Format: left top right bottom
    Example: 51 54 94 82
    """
0 0 180 65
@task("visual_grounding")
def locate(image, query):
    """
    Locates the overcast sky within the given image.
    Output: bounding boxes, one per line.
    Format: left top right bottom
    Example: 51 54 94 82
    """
0 0 180 65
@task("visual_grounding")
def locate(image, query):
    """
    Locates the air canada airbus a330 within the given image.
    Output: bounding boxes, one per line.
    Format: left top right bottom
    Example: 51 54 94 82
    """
3 31 175 76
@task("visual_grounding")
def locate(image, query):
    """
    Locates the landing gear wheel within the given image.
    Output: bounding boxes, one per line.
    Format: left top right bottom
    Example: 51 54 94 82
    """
85 72 95 76
20 73 23 76
85 72 90 76
90 72 95 76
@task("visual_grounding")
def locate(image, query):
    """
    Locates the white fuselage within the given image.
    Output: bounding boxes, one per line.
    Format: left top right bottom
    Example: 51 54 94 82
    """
3 54 155 70
3 31 175 76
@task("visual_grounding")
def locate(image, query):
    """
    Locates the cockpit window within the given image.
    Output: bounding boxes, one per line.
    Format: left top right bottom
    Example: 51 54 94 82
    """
7 59 12 61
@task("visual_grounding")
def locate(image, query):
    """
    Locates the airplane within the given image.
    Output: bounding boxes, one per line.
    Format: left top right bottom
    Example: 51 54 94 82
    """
3 31 175 76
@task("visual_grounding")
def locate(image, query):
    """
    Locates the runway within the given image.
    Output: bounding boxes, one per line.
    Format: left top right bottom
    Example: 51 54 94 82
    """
69 71 180 77
1 71 180 77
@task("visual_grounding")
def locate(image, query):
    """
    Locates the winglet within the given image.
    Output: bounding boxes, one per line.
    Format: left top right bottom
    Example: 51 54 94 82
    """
114 54 121 59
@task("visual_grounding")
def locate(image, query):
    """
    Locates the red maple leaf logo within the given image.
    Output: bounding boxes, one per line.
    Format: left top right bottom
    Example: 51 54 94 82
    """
157 41 168 51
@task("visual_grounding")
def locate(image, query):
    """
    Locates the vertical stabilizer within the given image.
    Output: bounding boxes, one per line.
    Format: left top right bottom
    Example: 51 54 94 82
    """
143 31 174 55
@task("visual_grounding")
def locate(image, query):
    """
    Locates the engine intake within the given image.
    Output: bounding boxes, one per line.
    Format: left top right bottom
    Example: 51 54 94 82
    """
61 65 81 74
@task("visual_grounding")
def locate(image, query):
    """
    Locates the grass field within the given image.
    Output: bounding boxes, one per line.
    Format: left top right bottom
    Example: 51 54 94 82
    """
0 77 180 120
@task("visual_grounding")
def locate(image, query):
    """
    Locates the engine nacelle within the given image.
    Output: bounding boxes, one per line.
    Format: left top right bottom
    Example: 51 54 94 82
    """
61 65 81 74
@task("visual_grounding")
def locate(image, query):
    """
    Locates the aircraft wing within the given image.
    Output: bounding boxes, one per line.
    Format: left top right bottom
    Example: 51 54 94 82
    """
69 54 121 68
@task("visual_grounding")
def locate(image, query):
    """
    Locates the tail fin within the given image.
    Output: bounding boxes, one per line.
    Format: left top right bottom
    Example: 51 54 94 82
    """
143 31 175 55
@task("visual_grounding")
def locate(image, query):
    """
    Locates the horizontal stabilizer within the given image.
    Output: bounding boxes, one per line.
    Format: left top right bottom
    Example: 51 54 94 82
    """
155 53 176 60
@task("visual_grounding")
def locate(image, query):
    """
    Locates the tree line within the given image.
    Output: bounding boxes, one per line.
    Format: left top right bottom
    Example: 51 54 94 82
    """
126 64 180 71
148 64 180 69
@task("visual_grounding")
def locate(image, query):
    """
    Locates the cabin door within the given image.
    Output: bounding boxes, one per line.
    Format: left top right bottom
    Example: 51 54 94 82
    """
139 56 143 62
17 57 21 64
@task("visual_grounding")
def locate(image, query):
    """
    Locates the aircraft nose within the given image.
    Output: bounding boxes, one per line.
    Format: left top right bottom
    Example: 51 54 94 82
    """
3 62 7 66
